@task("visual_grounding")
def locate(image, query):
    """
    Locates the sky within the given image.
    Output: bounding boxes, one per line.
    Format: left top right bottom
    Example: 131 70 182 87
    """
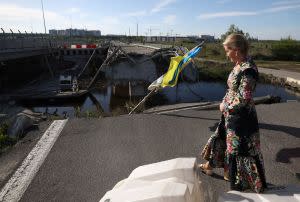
0 0 300 40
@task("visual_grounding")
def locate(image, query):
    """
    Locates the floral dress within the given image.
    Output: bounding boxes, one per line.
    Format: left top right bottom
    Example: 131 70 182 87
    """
200 58 267 193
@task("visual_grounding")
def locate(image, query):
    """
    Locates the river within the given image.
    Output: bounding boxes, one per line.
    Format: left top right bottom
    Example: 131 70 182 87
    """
28 81 300 117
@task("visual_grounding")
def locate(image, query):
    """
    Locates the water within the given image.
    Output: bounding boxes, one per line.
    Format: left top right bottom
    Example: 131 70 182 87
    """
30 82 300 117
160 82 300 104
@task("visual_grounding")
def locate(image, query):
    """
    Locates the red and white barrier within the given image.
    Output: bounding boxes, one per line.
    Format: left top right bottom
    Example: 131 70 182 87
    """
69 44 97 49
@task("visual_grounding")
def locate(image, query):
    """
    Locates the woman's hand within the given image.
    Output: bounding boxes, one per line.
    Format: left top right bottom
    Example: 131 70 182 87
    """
219 103 225 112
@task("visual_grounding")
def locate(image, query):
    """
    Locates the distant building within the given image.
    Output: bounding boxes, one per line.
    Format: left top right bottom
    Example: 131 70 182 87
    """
49 29 101 37
87 30 101 36
181 36 202 43
142 35 215 43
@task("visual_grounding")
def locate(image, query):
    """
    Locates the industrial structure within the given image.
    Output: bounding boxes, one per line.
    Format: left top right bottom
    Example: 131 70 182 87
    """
49 29 101 37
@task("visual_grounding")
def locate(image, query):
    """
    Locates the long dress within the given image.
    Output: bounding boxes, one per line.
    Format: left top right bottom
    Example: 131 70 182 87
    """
200 58 267 193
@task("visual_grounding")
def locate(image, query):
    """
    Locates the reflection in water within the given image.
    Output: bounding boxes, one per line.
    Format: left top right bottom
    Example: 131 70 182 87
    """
33 106 77 117
160 82 226 103
255 83 299 100
31 82 300 117
161 82 300 104
92 86 111 113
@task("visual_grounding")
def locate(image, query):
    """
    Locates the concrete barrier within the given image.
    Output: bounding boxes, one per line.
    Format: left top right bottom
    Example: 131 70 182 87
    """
218 185 300 202
287 77 300 88
99 158 201 202
99 158 300 202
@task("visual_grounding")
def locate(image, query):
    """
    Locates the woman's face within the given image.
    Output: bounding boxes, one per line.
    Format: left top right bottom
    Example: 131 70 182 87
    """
223 45 238 63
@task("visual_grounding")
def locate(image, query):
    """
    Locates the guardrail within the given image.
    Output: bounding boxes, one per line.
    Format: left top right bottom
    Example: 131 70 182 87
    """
0 28 69 51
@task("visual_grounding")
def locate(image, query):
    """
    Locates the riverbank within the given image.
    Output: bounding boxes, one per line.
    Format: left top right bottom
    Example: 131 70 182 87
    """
256 60 300 73
195 58 300 92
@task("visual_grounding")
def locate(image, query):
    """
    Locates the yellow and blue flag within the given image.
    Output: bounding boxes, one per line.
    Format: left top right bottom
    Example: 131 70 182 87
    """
148 42 204 91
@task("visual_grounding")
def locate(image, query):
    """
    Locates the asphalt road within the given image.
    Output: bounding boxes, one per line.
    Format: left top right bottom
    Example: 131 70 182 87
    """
17 102 300 202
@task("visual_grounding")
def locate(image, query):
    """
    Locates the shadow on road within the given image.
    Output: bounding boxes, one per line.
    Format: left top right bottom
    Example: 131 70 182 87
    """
259 123 300 138
276 147 300 163
161 113 219 121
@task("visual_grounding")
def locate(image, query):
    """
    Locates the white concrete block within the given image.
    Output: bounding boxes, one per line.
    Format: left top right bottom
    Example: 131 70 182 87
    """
295 193 300 201
114 177 193 193
218 191 263 202
128 158 195 184
100 157 300 202
100 181 192 202
99 158 199 202
287 77 300 86
218 184 300 202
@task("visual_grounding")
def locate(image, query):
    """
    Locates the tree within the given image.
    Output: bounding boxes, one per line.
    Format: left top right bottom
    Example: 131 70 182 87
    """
221 24 251 41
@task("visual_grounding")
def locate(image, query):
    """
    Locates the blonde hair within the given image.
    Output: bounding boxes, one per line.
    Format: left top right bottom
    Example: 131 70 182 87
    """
223 33 249 56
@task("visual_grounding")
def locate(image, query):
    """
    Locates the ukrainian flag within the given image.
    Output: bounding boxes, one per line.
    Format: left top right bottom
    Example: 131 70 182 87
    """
148 42 203 91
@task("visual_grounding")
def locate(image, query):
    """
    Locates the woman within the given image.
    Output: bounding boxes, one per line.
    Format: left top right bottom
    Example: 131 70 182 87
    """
195 34 267 193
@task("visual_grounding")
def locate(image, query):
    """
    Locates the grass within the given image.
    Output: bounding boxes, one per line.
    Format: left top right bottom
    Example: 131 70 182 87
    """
0 123 15 153
166 41 300 73
194 59 232 82
193 41 300 74
194 58 289 86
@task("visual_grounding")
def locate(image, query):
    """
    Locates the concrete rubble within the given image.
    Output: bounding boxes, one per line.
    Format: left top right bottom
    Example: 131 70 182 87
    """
7 109 46 139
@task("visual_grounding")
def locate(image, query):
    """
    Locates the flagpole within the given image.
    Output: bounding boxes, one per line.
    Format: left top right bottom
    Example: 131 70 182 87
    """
129 88 157 115
129 41 205 115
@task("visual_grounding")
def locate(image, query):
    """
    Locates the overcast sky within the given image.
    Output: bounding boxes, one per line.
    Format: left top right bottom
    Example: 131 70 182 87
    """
0 0 300 40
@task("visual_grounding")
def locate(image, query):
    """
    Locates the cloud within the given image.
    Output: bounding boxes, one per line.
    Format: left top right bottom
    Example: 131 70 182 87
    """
262 4 300 13
0 3 122 34
272 0 300 6
96 16 124 34
163 15 177 25
0 3 61 21
100 16 120 25
0 3 69 32
67 7 81 14
198 11 257 19
198 2 300 20
126 10 147 17
151 0 176 13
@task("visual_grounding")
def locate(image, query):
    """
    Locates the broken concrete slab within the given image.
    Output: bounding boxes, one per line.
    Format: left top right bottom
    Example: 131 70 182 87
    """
7 109 46 139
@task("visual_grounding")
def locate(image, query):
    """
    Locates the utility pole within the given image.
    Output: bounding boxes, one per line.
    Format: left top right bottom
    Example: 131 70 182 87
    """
136 23 138 37
41 0 47 34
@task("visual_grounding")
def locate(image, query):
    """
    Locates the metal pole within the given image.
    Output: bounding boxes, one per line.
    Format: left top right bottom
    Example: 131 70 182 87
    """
1 28 5 39
78 48 97 79
129 88 157 115
129 81 132 102
41 0 47 34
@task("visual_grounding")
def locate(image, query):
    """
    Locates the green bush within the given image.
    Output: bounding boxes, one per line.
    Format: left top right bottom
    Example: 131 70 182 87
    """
271 39 300 61
0 123 14 151
195 60 232 82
